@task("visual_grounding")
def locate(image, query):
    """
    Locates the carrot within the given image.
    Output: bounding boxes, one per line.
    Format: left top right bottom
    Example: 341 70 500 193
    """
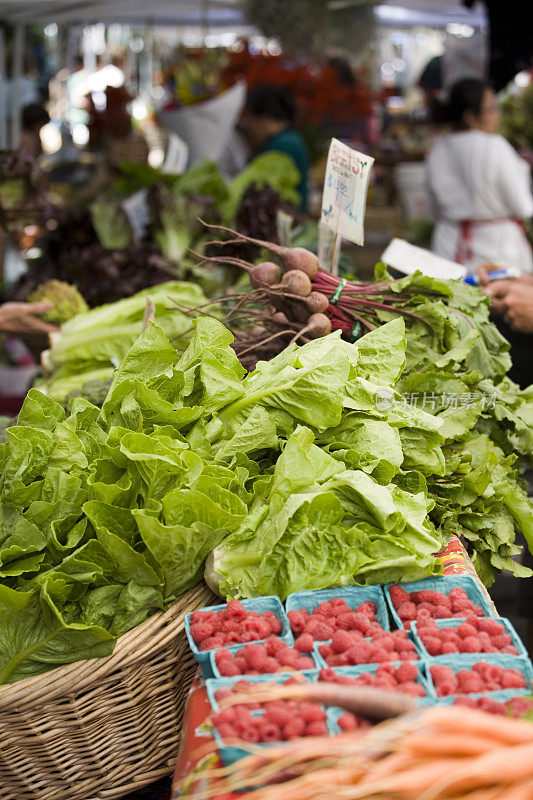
423 706 533 745
350 757 461 797
247 766 363 800
494 777 533 800
403 731 498 757
422 743 533 797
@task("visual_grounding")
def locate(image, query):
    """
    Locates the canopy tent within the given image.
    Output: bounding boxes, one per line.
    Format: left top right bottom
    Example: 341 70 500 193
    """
0 1 244 25
0 0 487 26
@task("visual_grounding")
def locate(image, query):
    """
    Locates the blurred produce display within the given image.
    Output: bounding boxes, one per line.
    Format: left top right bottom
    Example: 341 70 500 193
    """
6 151 302 309
499 82 533 152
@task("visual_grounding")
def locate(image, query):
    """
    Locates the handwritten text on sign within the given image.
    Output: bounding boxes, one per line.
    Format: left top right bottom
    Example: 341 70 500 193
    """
321 138 374 246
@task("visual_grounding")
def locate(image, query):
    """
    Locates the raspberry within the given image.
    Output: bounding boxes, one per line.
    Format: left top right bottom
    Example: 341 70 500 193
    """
437 680 458 697
243 644 268 671
312 622 335 641
262 611 282 635
457 670 483 693
395 662 418 683
262 656 281 674
299 702 326 723
190 620 216 644
389 585 410 607
288 610 307 635
501 669 526 689
259 721 281 743
294 633 314 653
221 619 240 634
449 588 468 602
199 636 219 651
417 608 432 620
459 636 482 653
368 647 388 663
265 636 286 656
215 688 232 704
422 635 442 656
492 633 512 648
283 718 306 739
214 707 238 725
476 698 503 714
318 644 333 660
277 647 298 666
417 590 439 604
478 618 504 636
451 598 473 615
397 602 416 621
264 704 292 727
234 656 248 673
216 723 237 739
440 628 459 642
504 646 519 655
240 631 258 643
218 659 241 677
456 622 478 639
336 612 356 630
453 696 478 709
357 601 377 619
294 656 315 670
432 605 451 619
346 640 372 665
507 697 532 717
224 599 247 620
331 630 354 654
190 610 211 625
254 619 273 639
215 648 233 664
319 668 336 682
402 682 425 697
239 725 261 744
306 721 328 736
337 712 358 731
441 641 459 654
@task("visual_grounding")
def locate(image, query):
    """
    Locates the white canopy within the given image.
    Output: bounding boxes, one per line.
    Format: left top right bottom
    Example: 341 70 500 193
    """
0 0 244 25
0 0 486 26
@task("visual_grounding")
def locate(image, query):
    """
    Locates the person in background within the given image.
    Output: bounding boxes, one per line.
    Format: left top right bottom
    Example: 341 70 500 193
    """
242 85 309 212
19 104 50 158
426 78 533 275
0 301 56 334
66 55 89 129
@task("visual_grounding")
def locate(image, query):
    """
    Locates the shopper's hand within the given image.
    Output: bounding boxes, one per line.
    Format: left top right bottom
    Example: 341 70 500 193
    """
494 283 533 333
0 302 58 334
482 279 514 314
477 263 504 286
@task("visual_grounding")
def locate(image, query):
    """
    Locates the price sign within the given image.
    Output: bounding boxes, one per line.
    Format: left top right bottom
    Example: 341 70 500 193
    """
321 138 374 246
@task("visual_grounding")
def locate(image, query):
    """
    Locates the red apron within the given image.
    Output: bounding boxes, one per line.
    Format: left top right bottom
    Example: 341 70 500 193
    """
453 217 526 264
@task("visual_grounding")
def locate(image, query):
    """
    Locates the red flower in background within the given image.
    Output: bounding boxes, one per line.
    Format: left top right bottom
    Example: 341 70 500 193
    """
222 45 373 128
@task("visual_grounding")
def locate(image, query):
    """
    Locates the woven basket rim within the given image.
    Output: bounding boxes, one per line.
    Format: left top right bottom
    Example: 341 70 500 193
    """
0 582 214 711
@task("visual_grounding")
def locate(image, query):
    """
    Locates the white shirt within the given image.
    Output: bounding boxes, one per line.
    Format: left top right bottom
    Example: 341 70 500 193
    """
426 130 533 274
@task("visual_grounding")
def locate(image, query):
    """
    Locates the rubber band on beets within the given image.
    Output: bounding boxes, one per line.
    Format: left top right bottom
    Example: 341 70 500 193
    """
348 321 362 342
329 278 347 305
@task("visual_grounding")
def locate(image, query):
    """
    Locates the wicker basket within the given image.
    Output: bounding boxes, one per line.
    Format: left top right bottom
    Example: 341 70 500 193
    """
0 583 216 800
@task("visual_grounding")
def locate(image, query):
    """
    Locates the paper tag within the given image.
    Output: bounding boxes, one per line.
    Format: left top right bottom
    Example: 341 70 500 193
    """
122 189 149 240
381 238 466 280
318 220 341 275
321 138 374 246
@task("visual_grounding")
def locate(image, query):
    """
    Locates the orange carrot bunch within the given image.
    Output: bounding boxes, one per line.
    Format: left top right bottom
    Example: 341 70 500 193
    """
182 684 533 800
